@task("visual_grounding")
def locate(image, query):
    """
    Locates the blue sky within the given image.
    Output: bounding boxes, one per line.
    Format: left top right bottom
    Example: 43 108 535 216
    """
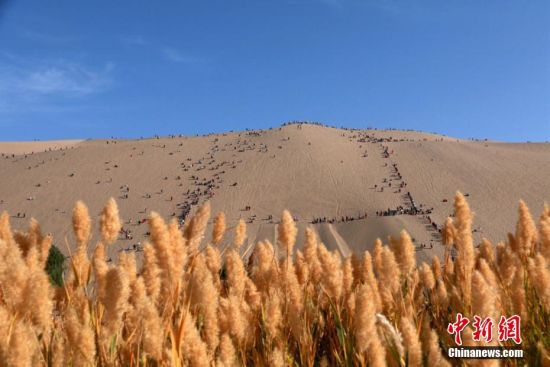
0 0 549 142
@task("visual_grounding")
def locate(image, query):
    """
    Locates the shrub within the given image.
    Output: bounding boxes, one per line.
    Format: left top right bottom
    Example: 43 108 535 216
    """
45 244 65 287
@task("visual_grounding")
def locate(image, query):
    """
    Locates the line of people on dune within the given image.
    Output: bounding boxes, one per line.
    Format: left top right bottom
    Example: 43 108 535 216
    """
311 212 368 224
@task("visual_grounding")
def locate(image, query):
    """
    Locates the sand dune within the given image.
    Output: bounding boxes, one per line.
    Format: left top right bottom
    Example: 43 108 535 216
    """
0 124 548 261
0 140 83 155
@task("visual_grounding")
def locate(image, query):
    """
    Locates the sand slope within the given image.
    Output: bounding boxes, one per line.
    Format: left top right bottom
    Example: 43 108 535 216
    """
0 140 83 155
0 124 548 261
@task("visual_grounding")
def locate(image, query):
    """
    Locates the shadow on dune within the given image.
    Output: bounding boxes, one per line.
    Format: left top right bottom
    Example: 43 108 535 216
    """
250 216 435 263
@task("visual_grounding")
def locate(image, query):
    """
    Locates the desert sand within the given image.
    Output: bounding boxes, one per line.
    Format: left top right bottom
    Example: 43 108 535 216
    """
0 140 83 156
0 123 548 261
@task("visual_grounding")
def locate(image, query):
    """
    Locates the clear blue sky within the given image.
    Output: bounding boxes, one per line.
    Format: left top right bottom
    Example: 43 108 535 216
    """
0 0 549 142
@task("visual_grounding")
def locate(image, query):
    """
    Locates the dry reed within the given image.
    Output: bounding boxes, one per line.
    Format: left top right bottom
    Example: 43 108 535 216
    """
0 194 547 366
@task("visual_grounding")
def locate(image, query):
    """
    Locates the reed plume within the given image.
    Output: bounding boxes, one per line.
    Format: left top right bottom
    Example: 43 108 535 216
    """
21 259 53 334
452 191 475 311
184 201 211 254
0 212 15 247
471 270 497 324
515 200 538 259
64 307 96 366
392 230 416 275
355 284 386 367
372 238 383 276
540 203 550 260
73 200 91 247
443 217 455 246
141 242 161 304
264 290 282 339
427 330 451 367
101 267 130 338
419 262 435 291
378 246 401 313
212 212 226 246
181 312 210 367
233 219 246 249
205 245 222 288
528 254 550 309
250 240 277 292
0 196 547 366
432 255 442 280
317 243 343 302
128 277 163 360
295 249 309 286
99 197 121 245
225 249 247 297
148 212 176 293
220 295 248 347
278 210 297 261
478 238 495 264
92 241 108 297
217 333 237 367
189 254 220 352
361 251 382 311
342 255 354 298
168 218 187 280
303 227 322 283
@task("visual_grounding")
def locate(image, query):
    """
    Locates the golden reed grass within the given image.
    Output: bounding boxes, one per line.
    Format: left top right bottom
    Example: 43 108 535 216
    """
0 192 548 366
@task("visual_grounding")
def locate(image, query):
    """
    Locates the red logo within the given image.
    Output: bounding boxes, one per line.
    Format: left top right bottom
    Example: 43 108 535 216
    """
472 316 494 342
447 313 470 345
447 314 521 345
498 315 522 344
